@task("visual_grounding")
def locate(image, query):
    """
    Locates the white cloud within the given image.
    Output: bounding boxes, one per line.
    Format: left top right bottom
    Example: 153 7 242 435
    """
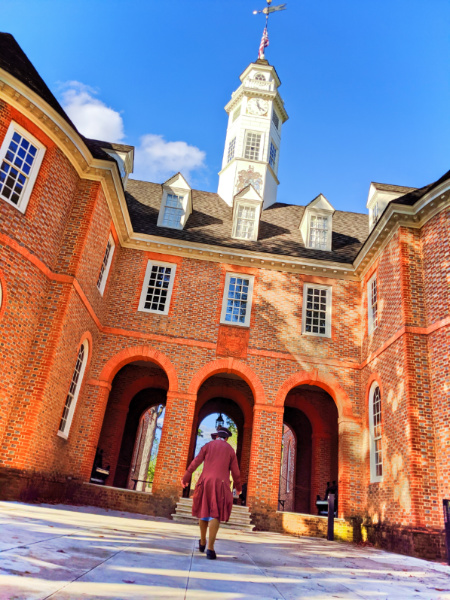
60 81 125 142
134 134 206 183
59 82 206 183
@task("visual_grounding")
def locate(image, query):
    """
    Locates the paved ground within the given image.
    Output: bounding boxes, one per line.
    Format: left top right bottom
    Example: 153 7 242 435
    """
0 502 449 600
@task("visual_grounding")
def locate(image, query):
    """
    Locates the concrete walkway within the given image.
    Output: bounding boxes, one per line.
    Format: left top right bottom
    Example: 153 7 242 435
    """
0 502 449 600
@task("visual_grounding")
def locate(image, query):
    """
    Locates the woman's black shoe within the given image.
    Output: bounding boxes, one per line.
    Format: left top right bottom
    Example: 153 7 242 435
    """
206 549 217 560
199 540 206 553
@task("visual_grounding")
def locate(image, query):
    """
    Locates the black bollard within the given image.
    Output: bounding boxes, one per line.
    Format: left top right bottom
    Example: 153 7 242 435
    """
443 500 450 565
327 493 335 541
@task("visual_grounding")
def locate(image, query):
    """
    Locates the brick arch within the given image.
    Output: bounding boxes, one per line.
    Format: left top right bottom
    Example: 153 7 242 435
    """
285 396 329 437
187 358 265 404
115 375 169 415
275 369 355 420
196 386 253 427
97 346 178 392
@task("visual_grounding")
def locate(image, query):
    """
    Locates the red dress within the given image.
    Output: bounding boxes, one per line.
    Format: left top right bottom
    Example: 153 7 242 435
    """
182 439 242 522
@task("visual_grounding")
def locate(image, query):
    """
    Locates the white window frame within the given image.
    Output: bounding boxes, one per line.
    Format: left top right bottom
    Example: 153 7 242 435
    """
243 130 263 161
307 212 331 251
0 121 46 214
227 137 236 164
301 283 332 338
269 140 278 170
97 234 115 296
367 273 378 334
369 382 383 483
138 260 177 316
272 109 280 130
160 192 185 229
57 340 89 439
232 202 258 241
220 272 255 328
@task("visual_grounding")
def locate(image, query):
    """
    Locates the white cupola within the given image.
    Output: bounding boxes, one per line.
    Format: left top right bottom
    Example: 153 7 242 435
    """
217 60 288 210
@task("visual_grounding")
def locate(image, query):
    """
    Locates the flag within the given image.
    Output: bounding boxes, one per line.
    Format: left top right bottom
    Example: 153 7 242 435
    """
258 27 269 59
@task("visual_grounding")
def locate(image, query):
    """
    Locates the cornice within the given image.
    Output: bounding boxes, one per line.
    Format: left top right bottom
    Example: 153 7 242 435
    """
0 68 134 245
124 232 358 280
354 181 450 279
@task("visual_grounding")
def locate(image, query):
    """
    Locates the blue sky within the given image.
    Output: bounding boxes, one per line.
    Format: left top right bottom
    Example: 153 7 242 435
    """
2 0 449 212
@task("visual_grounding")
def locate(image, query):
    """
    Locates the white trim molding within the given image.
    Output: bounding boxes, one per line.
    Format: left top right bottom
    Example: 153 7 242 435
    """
220 272 255 327
367 273 378 334
138 260 177 316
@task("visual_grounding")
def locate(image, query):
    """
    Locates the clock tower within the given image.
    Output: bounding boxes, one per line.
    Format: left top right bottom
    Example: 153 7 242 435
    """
218 60 288 208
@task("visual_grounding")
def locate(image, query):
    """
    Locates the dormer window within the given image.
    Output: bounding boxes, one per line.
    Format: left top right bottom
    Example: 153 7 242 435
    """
299 194 334 253
157 173 192 230
162 193 184 228
232 185 263 242
309 215 329 250
235 204 257 240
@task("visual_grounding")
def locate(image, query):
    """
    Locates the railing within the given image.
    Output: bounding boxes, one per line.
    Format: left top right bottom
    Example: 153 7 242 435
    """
244 78 275 92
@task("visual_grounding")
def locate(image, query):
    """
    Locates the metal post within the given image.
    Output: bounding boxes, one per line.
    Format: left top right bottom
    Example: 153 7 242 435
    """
327 493 335 541
443 500 450 565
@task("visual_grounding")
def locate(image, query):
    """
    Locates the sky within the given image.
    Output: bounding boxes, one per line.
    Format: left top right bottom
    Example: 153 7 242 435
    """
2 0 449 212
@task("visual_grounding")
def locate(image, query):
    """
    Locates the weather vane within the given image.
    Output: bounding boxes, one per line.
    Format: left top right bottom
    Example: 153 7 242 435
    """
253 0 287 60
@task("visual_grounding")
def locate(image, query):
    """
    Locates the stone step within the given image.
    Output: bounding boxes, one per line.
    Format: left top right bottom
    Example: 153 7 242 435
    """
174 507 252 526
177 499 250 515
172 497 255 532
171 514 255 532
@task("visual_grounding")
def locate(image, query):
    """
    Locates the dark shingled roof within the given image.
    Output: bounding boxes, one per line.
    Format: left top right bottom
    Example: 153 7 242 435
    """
372 182 417 194
0 32 114 163
391 169 450 207
125 179 370 263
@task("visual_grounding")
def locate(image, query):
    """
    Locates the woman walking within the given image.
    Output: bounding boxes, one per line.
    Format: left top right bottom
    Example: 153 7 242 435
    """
181 426 242 560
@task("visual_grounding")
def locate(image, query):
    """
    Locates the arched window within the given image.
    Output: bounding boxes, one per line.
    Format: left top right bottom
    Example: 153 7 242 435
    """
58 340 89 438
369 382 383 482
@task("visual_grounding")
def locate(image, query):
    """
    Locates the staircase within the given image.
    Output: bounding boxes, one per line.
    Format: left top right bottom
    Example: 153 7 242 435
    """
171 497 255 532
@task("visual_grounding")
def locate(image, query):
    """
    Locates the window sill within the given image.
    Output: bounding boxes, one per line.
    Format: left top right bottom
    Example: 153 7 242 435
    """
220 320 250 329
57 430 68 440
302 331 331 339
138 308 170 316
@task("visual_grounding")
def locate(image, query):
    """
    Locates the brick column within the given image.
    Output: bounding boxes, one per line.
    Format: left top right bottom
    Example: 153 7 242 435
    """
247 405 284 519
338 417 362 518
152 391 196 501
239 424 253 486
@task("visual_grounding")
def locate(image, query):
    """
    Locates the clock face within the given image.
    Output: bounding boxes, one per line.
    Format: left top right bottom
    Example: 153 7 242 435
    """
247 98 269 116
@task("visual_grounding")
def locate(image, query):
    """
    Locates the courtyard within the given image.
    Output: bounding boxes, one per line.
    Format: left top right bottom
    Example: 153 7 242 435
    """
0 502 449 600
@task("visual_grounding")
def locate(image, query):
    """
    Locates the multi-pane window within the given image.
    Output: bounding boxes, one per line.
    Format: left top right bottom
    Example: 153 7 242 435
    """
162 193 184 228
234 204 256 240
97 234 115 295
220 273 254 327
370 383 383 481
227 137 236 164
0 123 45 212
138 261 177 316
309 215 329 250
269 142 277 169
58 341 88 437
302 285 331 337
272 110 280 129
244 132 261 160
368 274 378 333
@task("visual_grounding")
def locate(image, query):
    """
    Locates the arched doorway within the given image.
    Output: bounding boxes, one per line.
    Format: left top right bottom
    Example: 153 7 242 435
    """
185 373 254 496
94 360 169 490
279 384 338 515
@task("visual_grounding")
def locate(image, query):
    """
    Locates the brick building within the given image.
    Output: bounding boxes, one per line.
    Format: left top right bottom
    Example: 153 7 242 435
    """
0 33 449 560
